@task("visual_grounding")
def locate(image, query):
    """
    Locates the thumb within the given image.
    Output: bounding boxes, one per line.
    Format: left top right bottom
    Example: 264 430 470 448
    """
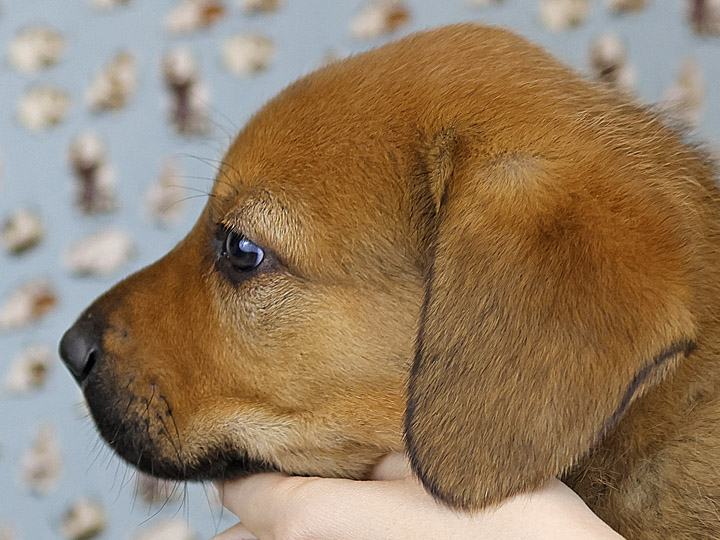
370 453 413 481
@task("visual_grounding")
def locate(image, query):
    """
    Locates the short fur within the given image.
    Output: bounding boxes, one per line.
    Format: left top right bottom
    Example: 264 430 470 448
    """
63 25 720 539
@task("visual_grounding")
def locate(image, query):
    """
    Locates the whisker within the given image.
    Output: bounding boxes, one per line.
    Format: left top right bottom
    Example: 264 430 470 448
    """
202 481 222 535
130 446 145 513
184 480 191 524
159 396 184 463
87 431 104 458
195 155 242 178
111 455 123 491
109 394 135 447
139 476 182 525
164 193 211 212
116 463 131 503
87 444 108 475
218 468 227 527
103 449 117 471
172 153 241 196
168 183 212 196
131 386 153 516
75 407 92 421
158 418 183 472
109 379 135 448
121 466 137 493
196 138 233 161
145 384 156 416
207 103 240 145
182 484 190 520
171 481 186 518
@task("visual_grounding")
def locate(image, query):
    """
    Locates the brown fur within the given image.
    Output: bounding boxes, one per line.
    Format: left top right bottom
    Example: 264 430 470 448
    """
64 25 720 538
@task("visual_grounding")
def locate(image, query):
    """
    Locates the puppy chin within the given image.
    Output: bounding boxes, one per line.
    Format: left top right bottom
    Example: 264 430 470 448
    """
82 368 276 481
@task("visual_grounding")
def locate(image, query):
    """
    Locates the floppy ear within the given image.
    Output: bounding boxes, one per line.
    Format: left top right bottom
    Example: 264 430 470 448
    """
405 131 698 510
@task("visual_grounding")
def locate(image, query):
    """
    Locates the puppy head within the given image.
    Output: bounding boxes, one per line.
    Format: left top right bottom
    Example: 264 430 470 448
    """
60 24 708 507
60 35 431 481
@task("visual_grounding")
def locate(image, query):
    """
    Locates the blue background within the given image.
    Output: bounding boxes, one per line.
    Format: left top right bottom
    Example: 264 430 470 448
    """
1 1 718 538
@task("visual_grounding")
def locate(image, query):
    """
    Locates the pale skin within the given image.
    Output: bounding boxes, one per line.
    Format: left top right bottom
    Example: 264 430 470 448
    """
212 454 626 540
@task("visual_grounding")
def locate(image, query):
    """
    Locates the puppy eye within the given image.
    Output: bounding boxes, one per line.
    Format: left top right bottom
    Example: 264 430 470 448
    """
223 231 264 271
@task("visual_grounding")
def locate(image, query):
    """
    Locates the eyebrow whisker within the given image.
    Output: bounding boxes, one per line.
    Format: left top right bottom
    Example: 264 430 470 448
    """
164 194 213 214
202 109 239 153
170 183 213 196
171 153 241 197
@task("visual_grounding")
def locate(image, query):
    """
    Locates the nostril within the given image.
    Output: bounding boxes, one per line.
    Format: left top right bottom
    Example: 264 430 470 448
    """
81 348 99 382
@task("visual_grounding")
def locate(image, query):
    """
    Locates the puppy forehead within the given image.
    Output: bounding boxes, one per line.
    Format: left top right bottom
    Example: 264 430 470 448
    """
209 151 412 280
206 23 573 278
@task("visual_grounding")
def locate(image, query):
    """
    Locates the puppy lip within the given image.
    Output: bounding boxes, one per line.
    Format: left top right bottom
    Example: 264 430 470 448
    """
81 369 277 481
179 452 278 482
123 447 278 482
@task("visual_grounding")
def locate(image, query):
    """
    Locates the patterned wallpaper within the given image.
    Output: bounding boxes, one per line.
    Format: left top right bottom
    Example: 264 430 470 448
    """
0 1 718 539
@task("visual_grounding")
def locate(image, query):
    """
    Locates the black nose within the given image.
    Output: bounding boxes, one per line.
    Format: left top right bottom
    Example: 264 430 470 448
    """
59 309 105 385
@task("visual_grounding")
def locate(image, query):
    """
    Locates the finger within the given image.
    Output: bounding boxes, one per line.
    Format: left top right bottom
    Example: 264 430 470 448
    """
210 522 258 540
219 472 465 540
370 453 412 481
218 473 311 538
219 473 416 540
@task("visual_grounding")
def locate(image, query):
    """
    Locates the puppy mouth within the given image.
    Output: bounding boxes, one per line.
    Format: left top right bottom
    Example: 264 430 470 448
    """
82 371 276 482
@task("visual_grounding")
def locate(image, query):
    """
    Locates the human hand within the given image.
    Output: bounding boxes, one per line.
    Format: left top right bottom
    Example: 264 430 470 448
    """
211 453 624 540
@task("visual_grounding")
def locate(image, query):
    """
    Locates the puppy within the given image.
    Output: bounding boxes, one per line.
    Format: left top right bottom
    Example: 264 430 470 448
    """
59 24 720 539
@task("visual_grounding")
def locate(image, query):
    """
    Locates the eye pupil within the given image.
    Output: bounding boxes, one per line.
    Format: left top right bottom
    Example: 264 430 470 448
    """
224 232 264 271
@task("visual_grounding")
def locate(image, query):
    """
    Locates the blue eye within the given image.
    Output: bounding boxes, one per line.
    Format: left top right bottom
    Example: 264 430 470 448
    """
224 231 264 271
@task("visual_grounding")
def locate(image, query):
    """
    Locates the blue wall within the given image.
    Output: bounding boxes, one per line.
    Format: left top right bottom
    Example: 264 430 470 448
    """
1 1 718 538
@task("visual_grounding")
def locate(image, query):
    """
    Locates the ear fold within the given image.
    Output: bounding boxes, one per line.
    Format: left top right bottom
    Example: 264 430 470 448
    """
405 136 697 510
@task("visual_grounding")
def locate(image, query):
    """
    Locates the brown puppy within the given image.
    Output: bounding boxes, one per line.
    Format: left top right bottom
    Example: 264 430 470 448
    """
59 24 720 539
